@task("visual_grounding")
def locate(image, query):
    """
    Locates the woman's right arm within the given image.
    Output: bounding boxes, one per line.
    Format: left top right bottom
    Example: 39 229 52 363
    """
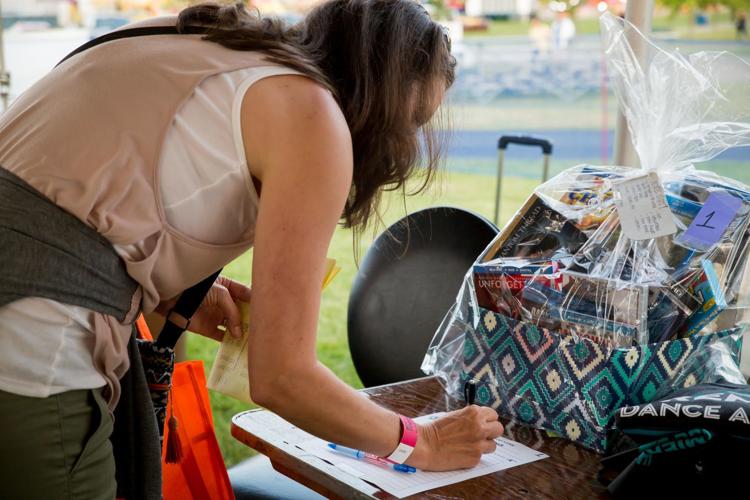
240 74 503 471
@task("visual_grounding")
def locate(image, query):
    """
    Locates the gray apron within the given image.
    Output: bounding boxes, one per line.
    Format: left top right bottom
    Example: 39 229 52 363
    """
0 167 162 499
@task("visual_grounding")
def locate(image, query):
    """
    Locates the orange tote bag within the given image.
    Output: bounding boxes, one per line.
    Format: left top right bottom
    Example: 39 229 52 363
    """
135 316 234 500
162 360 234 500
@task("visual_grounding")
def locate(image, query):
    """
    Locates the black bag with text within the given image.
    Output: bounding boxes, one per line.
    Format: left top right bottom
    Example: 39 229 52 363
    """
602 382 750 497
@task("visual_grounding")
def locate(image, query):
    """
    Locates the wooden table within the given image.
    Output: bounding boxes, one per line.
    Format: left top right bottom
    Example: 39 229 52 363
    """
231 376 609 499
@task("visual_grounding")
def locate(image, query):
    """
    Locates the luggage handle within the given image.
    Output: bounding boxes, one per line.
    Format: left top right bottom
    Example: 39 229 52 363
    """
494 135 553 225
497 135 553 155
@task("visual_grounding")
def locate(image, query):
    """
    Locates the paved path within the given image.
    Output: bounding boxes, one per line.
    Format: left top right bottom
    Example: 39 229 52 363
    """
448 129 750 162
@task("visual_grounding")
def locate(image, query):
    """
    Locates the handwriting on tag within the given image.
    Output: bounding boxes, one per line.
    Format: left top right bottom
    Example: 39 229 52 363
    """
613 172 677 240
678 191 742 251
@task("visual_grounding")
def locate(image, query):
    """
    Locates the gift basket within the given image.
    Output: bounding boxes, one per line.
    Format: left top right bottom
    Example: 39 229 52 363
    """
422 13 750 453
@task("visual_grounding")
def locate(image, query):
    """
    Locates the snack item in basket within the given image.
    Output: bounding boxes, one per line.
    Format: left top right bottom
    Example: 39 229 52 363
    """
556 167 621 231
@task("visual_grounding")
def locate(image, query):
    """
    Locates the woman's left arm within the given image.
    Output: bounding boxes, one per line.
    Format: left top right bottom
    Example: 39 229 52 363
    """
239 74 405 459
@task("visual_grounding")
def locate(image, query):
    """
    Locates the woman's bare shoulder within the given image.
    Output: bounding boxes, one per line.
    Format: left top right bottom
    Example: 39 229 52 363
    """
240 73 352 182
243 73 346 131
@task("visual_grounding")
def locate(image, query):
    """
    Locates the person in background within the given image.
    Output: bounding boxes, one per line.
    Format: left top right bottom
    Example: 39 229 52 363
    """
0 1 504 498
529 13 551 57
551 10 576 51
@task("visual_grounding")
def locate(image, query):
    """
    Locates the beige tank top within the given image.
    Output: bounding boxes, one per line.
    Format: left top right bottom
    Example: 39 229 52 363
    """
0 25 287 405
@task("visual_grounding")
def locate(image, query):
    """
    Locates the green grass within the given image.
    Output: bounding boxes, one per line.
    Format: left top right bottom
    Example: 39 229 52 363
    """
186 171 539 467
467 16 603 38
466 12 740 41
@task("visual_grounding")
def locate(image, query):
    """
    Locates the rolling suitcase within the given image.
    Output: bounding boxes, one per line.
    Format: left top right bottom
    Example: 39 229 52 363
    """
494 135 553 224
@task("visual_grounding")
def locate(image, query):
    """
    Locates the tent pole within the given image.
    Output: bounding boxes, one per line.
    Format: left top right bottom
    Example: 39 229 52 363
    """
0 0 10 111
613 0 654 167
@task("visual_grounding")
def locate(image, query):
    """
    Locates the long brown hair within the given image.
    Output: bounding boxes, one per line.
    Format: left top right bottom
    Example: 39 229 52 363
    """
178 1 455 234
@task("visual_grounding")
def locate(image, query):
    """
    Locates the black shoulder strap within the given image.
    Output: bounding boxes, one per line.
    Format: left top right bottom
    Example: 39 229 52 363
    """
156 269 223 348
58 24 223 348
57 25 209 67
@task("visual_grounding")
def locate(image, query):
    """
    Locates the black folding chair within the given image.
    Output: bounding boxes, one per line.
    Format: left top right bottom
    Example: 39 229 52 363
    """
348 206 498 387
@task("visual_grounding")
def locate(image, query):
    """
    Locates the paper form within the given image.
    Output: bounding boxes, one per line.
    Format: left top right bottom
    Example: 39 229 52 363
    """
236 410 317 446
234 410 383 496
207 258 341 403
296 413 549 498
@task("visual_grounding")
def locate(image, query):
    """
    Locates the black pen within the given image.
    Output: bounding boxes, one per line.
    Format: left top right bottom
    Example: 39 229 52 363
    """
464 378 477 406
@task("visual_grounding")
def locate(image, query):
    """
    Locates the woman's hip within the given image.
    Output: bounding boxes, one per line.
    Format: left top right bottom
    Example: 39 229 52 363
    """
0 387 116 500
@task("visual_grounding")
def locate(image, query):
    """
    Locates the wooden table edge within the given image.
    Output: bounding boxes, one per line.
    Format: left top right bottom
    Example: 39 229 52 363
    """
230 376 610 499
230 409 391 499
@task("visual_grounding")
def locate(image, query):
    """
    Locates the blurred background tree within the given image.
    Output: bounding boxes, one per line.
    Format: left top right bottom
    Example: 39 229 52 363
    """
659 0 750 16
424 0 453 20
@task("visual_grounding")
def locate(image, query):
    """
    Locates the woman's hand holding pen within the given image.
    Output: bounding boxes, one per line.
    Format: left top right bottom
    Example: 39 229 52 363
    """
405 406 504 471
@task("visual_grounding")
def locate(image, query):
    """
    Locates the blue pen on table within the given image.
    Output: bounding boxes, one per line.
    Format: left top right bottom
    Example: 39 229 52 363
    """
327 443 416 473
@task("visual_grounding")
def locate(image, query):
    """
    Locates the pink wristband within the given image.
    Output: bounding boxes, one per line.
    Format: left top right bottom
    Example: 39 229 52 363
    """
385 414 418 464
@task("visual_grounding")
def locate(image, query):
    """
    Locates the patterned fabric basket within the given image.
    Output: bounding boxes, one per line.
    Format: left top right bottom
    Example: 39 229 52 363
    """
461 307 743 453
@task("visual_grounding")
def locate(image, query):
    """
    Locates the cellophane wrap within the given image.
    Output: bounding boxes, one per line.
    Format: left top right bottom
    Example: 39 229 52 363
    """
422 13 750 452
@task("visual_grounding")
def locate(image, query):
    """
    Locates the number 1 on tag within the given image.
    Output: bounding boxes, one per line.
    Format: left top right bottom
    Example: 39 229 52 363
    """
677 191 743 252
